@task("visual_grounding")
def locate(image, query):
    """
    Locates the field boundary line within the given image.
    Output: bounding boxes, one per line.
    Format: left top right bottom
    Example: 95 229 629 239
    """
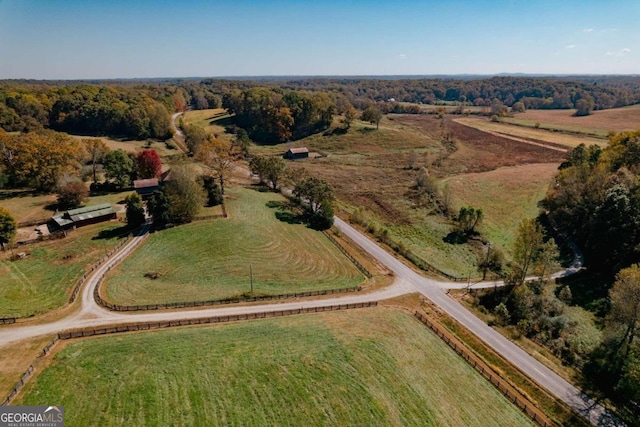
68 232 135 304
323 231 372 278
95 277 363 311
0 301 378 406
414 310 554 427
0 334 60 406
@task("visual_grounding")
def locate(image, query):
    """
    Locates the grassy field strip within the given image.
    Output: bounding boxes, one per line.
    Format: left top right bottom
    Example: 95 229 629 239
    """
506 106 640 135
0 222 128 318
16 308 535 427
454 118 579 150
104 187 364 305
0 335 55 401
445 163 559 251
498 117 609 141
414 311 551 426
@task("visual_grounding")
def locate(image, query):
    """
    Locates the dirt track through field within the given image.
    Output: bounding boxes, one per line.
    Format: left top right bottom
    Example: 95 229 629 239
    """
454 119 569 153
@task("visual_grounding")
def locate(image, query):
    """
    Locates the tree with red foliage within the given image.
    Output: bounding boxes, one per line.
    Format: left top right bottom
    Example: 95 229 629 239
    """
135 149 162 179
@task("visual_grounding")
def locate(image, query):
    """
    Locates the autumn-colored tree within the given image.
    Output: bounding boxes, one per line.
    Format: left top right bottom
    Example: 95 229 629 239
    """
272 106 294 141
0 130 84 191
609 264 640 361
57 177 89 209
0 207 17 250
343 107 357 129
512 218 544 284
135 149 162 179
83 138 109 183
195 138 233 195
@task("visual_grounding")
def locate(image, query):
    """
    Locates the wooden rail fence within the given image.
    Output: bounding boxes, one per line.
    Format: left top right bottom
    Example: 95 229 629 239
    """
95 276 362 311
323 231 372 278
414 311 553 427
17 217 51 228
1 301 377 406
68 233 133 304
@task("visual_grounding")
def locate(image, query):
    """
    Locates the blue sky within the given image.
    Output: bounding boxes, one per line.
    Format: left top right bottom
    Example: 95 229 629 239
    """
0 0 638 79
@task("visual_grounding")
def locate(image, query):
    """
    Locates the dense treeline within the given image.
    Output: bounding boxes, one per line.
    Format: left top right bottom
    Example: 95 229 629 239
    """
277 76 640 110
2 76 639 141
544 131 640 275
534 131 640 419
223 87 337 143
0 84 178 139
0 129 84 191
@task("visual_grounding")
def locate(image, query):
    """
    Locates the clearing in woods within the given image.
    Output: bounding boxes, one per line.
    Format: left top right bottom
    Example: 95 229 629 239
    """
15 308 535 427
103 186 364 305
181 108 234 144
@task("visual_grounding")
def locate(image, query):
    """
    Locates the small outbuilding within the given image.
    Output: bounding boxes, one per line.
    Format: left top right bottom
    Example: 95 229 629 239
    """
134 178 160 198
51 203 117 230
284 147 309 160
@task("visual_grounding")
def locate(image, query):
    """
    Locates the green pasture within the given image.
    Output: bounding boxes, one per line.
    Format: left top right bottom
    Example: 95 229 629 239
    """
445 163 559 253
104 186 364 305
0 222 128 318
16 308 534 427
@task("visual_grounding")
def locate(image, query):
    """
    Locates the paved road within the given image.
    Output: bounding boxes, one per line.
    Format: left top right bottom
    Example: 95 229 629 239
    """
334 217 620 426
0 215 619 425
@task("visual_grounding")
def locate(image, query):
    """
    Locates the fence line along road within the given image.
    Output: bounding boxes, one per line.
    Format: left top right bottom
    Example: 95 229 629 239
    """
1 302 378 406
95 285 362 312
332 216 623 427
414 311 553 427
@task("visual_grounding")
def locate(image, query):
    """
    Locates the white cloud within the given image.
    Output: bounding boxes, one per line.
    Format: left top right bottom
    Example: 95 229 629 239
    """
398 54 407 59
606 48 631 57
566 45 576 49
583 28 594 33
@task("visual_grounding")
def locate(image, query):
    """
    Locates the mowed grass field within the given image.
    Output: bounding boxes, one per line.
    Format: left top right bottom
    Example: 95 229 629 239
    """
104 186 364 305
445 163 559 251
16 308 534 427
0 222 128 318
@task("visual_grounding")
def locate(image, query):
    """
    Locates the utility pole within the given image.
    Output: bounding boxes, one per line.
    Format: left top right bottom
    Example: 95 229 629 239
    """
250 263 253 294
483 242 492 280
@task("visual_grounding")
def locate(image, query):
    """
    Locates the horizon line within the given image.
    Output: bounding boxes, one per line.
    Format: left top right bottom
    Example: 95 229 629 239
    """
2 73 640 82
